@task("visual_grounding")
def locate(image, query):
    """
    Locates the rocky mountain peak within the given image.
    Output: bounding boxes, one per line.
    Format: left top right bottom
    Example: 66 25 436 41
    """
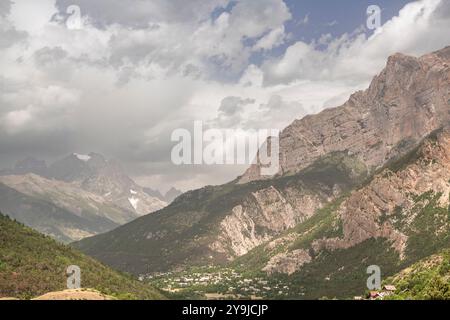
1 151 168 218
84 152 108 168
48 153 90 181
239 47 450 184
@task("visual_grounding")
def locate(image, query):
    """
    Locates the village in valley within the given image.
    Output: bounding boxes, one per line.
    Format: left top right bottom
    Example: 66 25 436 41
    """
141 265 401 300
142 266 296 300
141 266 399 300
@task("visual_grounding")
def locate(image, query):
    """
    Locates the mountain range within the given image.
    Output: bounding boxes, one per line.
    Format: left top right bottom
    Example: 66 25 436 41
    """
74 46 450 299
0 152 177 242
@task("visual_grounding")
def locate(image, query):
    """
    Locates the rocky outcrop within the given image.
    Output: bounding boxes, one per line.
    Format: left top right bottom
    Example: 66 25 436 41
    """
312 126 450 258
258 126 450 275
239 47 450 183
209 152 368 260
210 186 324 257
263 249 312 275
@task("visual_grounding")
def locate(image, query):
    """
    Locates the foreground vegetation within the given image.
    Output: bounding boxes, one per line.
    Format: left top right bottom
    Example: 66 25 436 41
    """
384 249 450 300
0 213 165 300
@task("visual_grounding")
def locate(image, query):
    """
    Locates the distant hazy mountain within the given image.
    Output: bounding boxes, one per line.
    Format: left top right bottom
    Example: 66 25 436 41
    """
143 187 165 200
47 153 96 182
0 181 116 243
1 152 169 216
0 173 139 237
0 152 168 242
144 186 182 204
46 153 167 216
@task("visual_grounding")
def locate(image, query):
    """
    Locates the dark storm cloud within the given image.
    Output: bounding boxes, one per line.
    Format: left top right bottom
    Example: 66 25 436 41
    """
0 0 11 16
218 96 255 116
55 0 230 28
0 128 75 168
0 1 27 49
0 28 26 49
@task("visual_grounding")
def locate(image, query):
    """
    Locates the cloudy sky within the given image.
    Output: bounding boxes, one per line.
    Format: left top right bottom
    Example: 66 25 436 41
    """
0 0 449 192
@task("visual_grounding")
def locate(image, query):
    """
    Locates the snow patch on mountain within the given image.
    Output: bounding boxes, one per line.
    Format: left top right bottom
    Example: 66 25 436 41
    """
128 197 140 210
74 153 91 162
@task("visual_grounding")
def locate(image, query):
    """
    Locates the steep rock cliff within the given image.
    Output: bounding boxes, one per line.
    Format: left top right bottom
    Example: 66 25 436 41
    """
240 47 450 183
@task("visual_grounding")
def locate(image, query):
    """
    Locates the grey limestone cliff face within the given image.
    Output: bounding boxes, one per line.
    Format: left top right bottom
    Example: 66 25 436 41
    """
259 126 450 275
219 47 450 261
239 47 450 183
263 249 312 275
312 126 450 259
210 186 327 258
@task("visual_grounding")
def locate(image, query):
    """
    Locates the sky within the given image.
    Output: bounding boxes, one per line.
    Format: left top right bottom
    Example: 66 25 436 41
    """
0 0 449 192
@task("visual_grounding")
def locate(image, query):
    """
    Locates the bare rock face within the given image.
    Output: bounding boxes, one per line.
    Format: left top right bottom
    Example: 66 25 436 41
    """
218 47 450 260
239 47 450 183
256 126 450 275
263 249 312 275
210 186 330 258
312 126 450 258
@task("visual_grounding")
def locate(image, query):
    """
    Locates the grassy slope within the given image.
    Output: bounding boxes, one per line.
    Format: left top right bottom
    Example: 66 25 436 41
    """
0 213 165 300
